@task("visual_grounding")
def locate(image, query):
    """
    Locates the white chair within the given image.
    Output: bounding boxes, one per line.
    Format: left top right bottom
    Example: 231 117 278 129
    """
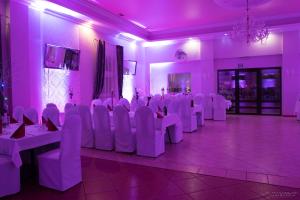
42 107 60 127
213 95 227 121
24 108 38 124
178 98 197 133
135 106 164 157
118 98 130 111
149 99 161 113
13 106 24 122
90 99 102 114
64 103 74 113
38 115 82 191
131 98 145 112
168 99 180 114
113 105 136 153
93 106 114 150
0 155 20 197
103 98 118 109
46 103 58 109
78 105 94 148
203 95 213 119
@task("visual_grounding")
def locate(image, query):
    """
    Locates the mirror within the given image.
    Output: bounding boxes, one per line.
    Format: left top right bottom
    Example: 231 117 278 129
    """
168 73 191 93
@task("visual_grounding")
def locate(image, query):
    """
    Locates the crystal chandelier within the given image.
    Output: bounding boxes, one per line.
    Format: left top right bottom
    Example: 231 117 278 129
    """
230 0 269 44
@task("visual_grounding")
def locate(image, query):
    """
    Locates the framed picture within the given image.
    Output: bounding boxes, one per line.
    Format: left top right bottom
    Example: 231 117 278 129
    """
123 60 137 75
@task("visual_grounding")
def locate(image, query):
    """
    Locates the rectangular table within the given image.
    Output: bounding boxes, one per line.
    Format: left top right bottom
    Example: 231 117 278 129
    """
0 124 61 168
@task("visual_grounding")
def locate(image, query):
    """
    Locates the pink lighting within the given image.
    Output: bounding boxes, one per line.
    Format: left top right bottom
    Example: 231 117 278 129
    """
143 40 174 47
118 32 144 41
130 20 147 29
30 0 90 21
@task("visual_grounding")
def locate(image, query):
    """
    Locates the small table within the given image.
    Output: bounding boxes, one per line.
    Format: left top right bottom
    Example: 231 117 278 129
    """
0 124 61 168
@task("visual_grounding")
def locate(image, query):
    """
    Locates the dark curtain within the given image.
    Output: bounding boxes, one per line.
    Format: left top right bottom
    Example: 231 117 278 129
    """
92 40 105 99
116 45 124 99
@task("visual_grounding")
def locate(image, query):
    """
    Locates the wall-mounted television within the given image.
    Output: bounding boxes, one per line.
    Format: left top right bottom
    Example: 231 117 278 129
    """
44 44 80 71
123 60 137 75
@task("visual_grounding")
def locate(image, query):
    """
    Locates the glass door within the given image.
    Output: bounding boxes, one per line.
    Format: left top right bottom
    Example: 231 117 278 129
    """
260 68 281 115
238 69 259 114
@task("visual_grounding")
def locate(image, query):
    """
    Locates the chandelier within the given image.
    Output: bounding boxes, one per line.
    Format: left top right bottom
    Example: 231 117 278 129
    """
230 0 269 44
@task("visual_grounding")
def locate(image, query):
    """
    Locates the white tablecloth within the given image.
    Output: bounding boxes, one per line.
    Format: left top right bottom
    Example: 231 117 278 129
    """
225 100 232 109
0 124 61 168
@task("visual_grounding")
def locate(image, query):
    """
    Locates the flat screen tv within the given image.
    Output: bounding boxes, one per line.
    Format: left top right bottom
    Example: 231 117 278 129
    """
123 60 137 75
44 44 80 71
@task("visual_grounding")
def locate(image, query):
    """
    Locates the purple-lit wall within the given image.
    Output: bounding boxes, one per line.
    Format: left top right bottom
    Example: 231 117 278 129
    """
9 1 145 115
146 32 300 116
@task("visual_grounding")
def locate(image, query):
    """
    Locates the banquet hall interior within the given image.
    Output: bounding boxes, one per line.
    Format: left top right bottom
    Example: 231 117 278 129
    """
1 0 300 199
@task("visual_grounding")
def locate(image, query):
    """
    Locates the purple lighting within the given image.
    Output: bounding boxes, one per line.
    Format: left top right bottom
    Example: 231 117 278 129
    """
30 0 89 21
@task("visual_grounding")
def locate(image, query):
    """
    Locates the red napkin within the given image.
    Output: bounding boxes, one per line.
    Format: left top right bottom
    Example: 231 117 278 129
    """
156 112 164 119
107 105 113 112
10 123 25 139
158 106 162 112
47 119 58 131
42 116 47 125
10 116 18 124
23 115 34 126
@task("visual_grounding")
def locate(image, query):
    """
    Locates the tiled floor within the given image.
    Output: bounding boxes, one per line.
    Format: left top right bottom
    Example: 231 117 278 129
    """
3 157 300 200
81 115 300 188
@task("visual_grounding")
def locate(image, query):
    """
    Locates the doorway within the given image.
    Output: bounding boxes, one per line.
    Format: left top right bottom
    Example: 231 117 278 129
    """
217 67 281 115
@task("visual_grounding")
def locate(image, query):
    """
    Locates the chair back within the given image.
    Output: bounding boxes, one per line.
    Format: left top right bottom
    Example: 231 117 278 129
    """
24 108 38 124
77 105 94 147
118 98 130 111
135 106 155 140
64 103 74 113
46 103 58 109
213 95 226 109
131 99 146 112
60 114 82 160
93 106 111 138
113 106 132 148
13 106 24 122
42 107 60 126
149 99 161 113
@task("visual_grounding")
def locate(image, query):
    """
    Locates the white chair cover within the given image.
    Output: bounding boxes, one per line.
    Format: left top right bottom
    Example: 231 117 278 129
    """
113 106 136 152
194 94 204 106
131 98 146 112
93 106 114 150
168 99 180 114
46 103 58 109
103 98 118 109
0 155 20 197
24 108 38 124
90 99 102 114
42 107 60 126
135 106 165 157
118 98 130 111
38 114 82 191
203 95 213 119
178 98 197 132
64 103 74 113
13 106 24 122
149 99 161 113
213 95 227 121
77 105 94 148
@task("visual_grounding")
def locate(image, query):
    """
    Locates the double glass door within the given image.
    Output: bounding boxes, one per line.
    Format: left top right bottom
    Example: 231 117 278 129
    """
218 67 281 115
